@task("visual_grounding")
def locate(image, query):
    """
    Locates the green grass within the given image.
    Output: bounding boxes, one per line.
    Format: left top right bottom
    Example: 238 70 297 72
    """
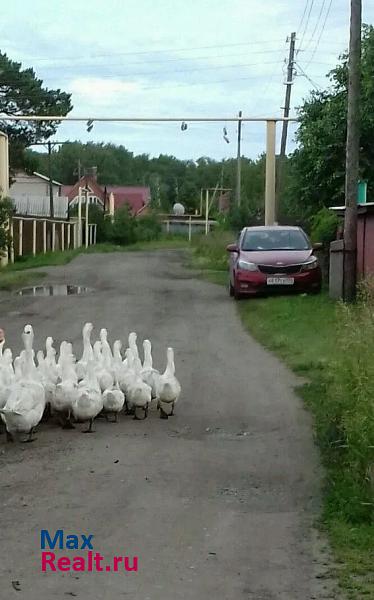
0 269 47 290
189 234 374 598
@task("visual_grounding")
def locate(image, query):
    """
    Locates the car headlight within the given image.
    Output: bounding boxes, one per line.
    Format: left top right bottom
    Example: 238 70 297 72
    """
237 259 258 272
301 257 318 271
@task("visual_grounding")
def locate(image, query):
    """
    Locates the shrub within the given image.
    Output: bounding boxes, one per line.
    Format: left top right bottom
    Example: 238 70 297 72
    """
192 230 234 270
0 197 15 255
107 206 137 246
310 207 340 244
324 279 374 523
135 213 162 242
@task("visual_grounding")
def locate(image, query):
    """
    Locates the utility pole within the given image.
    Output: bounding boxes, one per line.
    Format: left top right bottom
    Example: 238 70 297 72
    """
276 32 296 222
77 158 82 180
343 0 362 302
236 110 242 207
47 141 54 219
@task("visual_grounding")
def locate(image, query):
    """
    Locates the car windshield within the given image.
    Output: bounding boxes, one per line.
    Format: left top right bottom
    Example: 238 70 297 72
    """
242 229 310 251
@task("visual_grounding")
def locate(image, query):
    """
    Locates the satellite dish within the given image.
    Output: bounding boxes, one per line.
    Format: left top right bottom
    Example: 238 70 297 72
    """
173 203 185 216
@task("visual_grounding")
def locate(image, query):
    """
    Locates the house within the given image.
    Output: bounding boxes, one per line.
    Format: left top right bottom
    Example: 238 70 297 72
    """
10 170 62 199
9 170 68 219
62 173 151 216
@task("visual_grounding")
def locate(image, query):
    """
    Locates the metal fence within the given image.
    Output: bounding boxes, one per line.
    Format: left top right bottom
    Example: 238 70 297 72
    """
11 195 69 219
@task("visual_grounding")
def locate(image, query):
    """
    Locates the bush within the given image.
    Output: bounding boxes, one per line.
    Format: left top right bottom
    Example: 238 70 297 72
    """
135 214 162 242
0 197 15 255
192 230 234 270
324 279 374 523
310 207 340 244
106 206 137 246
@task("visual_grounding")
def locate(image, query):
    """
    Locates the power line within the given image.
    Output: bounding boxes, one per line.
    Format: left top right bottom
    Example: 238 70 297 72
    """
14 39 288 63
28 48 286 72
295 61 322 89
297 0 311 32
298 0 316 52
304 0 334 68
303 0 328 52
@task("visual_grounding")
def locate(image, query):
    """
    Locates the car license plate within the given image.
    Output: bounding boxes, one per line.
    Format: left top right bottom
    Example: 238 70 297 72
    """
267 277 294 285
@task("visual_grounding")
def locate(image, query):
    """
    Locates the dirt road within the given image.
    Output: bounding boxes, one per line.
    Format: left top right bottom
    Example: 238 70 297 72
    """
0 250 334 599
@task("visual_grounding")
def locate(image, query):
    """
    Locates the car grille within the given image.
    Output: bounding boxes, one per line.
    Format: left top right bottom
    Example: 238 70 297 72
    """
258 264 302 275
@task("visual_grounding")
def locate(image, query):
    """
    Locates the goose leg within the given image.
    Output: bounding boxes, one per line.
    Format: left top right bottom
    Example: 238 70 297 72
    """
170 402 175 416
159 405 168 420
22 428 37 443
62 411 75 429
83 418 95 433
114 412 119 423
6 430 14 443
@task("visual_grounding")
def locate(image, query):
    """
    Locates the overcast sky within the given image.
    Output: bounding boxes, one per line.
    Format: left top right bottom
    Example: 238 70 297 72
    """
1 0 374 161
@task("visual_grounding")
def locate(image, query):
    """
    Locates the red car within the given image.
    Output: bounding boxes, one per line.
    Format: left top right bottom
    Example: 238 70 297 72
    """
227 226 322 299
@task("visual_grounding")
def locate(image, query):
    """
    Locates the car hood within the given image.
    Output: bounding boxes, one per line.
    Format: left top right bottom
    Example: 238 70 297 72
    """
240 249 313 265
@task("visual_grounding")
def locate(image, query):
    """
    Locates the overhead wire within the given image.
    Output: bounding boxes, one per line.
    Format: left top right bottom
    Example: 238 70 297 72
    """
297 0 316 53
304 0 334 68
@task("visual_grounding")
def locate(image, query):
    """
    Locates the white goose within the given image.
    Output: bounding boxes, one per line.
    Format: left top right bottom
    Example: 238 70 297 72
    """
93 341 114 392
128 355 152 420
123 332 139 368
156 347 181 419
141 339 160 399
45 337 59 384
52 349 79 428
72 360 103 432
76 322 94 380
112 340 125 382
0 349 15 409
102 378 125 422
0 329 46 442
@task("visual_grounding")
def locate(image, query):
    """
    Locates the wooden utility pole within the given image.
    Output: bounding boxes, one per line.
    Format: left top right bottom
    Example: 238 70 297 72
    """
343 0 362 302
235 110 242 207
276 32 296 222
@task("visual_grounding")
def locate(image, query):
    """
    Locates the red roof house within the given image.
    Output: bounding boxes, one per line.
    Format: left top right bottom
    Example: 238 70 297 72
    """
62 175 151 216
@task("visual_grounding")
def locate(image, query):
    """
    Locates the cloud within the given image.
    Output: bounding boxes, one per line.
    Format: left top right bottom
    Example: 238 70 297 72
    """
68 78 141 106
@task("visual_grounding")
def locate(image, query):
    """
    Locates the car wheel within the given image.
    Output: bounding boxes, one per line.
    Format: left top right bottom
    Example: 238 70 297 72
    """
310 286 322 295
234 285 242 301
229 280 234 297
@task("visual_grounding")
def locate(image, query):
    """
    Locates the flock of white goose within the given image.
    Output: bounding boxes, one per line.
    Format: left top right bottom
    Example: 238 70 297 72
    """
0 323 181 443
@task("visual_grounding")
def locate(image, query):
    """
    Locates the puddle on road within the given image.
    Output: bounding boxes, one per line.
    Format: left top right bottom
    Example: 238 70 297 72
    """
17 285 92 297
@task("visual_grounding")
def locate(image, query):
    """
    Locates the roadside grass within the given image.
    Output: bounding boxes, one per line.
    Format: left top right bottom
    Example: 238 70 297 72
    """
190 233 374 599
0 269 47 291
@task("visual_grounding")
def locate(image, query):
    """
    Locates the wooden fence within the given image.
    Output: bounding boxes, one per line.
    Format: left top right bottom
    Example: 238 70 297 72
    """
7 216 97 263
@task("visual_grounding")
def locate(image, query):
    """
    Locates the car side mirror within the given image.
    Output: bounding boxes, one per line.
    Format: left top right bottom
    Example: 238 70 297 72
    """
226 243 239 253
312 242 323 250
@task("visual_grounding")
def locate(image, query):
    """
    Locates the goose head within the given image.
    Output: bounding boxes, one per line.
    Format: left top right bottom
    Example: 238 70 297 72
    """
83 322 94 340
22 324 34 353
128 332 139 358
143 340 152 368
46 336 56 357
100 328 108 343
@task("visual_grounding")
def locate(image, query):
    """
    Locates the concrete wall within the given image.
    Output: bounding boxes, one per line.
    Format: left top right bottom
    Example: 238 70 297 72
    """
329 239 344 300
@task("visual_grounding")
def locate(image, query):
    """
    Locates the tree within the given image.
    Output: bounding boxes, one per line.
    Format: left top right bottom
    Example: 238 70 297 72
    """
289 25 374 220
0 198 14 255
0 52 72 172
